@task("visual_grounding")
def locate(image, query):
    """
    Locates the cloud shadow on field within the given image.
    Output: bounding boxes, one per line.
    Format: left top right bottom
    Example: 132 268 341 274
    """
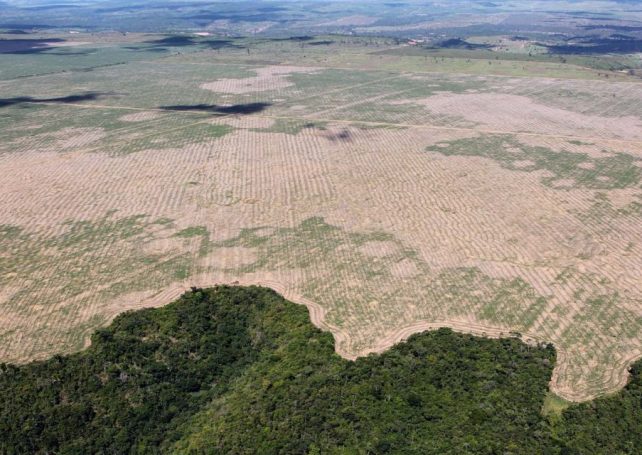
160 102 271 115
431 38 493 50
0 92 114 108
136 36 245 51
0 37 96 55
307 40 334 46
0 38 66 54
3 30 31 35
542 35 642 54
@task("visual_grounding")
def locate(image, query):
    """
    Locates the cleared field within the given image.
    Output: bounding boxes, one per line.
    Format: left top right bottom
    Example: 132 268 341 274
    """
1 36 641 402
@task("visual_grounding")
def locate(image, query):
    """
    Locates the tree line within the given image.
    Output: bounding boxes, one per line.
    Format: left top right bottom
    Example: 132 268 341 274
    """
0 285 640 454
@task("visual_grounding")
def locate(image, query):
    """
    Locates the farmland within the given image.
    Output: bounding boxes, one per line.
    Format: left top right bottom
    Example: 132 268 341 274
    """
1 32 641 405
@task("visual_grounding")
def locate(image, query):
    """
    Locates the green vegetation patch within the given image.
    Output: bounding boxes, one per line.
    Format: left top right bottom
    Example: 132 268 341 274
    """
0 44 176 80
102 122 234 156
0 213 199 357
174 226 208 238
213 217 548 338
542 392 572 418
174 225 211 257
0 104 233 156
207 217 642 397
1 286 641 454
427 134 641 190
554 361 642 454
578 192 642 223
252 118 327 135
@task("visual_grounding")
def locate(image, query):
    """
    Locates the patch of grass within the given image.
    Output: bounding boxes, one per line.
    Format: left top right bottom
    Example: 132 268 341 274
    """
173 263 191 280
56 214 149 248
153 217 174 226
173 226 211 258
567 139 593 146
0 104 225 156
252 118 327 135
106 122 234 156
328 100 427 123
0 224 23 241
0 44 176 80
578 192 642 222
350 122 406 130
211 217 548 341
427 134 641 190
542 392 572 418
0 212 212 362
286 68 379 94
174 226 208 238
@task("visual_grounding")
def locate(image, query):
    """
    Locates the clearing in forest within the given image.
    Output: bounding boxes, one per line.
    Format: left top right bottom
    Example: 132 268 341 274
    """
1 36 641 402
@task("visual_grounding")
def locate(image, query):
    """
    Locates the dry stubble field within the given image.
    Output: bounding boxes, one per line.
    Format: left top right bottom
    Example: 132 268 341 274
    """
1 37 641 402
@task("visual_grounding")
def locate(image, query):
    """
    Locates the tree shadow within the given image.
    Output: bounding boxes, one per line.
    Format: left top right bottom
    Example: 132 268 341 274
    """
160 102 271 115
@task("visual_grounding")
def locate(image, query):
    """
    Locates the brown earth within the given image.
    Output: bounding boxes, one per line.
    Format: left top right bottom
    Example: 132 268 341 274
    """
1 62 641 403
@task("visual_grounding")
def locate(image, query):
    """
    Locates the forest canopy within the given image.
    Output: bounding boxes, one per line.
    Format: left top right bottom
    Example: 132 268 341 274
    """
1 285 641 454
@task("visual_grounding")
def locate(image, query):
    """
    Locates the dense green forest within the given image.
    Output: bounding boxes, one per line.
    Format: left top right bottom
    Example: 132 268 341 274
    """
0 286 640 454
